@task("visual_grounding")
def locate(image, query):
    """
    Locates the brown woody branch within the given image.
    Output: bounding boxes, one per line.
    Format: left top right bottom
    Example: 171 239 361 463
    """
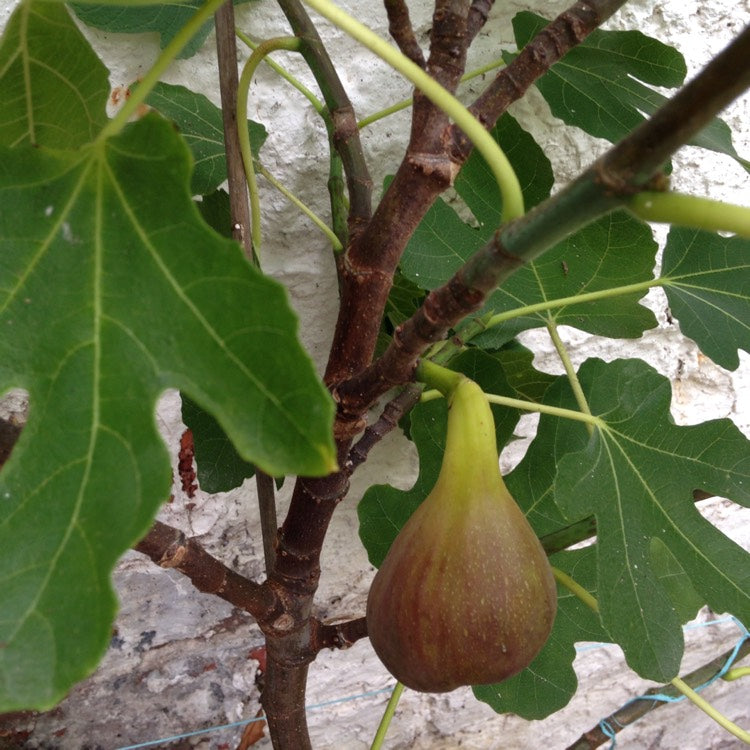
214 2 254 258
384 0 425 68
347 383 423 473
134 520 280 622
335 22 750 417
451 0 628 160
324 0 622 395
312 616 368 651
466 0 495 42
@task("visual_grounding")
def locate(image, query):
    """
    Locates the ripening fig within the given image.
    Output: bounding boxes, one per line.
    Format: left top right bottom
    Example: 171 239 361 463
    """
366 369 557 692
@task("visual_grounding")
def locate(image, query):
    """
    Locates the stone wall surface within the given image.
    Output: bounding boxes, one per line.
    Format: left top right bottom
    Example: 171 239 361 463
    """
0 0 749 748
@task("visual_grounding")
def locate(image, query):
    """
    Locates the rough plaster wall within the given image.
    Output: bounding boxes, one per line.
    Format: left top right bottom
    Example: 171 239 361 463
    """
1 0 749 748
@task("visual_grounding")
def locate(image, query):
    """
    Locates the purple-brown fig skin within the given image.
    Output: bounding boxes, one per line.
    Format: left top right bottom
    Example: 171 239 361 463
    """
366 479 557 693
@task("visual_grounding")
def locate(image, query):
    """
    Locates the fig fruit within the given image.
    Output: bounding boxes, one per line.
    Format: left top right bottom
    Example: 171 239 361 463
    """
366 371 557 692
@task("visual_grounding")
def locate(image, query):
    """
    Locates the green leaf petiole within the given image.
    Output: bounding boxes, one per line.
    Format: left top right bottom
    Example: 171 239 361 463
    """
629 192 750 238
419 382 605 430
370 682 405 750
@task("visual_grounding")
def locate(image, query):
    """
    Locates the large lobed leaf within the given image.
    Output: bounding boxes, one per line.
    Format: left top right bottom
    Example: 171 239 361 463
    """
661 226 750 371
0 0 335 710
553 359 750 682
512 12 748 170
0 2 109 148
71 0 257 59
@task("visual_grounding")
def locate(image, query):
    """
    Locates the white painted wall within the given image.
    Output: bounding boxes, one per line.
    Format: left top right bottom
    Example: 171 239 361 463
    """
1 1 749 748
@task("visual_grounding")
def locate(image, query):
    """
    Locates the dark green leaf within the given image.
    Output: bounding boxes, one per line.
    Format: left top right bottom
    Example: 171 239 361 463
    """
385 270 424 329
661 227 750 371
70 1 256 59
196 189 232 237
181 394 255 493
455 113 553 236
474 546 608 719
0 1 109 148
479 211 657 347
483 341 557 404
400 195 485 290
650 537 704 623
358 349 520 567
553 358 750 681
145 81 267 196
0 114 335 710
512 12 748 169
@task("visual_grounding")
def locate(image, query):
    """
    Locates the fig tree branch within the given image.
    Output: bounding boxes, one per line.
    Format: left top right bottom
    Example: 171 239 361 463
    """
312 616 368 651
215 2 254 256
318 0 619 391
335 22 750 416
277 0 373 239
384 0 425 68
133 520 280 622
216 6 279 576
466 0 494 42
450 0 628 161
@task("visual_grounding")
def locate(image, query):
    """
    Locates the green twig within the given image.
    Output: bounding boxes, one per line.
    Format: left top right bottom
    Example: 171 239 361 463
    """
552 566 600 613
486 279 659 329
670 676 750 744
237 37 302 253
370 682 405 750
301 0 524 223
420 388 604 429
99 0 228 140
415 359 464 396
723 667 750 681
357 56 506 129
255 162 343 250
629 192 750 237
236 29 326 116
546 319 594 432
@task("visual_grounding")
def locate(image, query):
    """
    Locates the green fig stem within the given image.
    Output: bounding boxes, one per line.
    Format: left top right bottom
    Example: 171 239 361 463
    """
255 161 343 250
415 359 464 397
723 667 750 681
547 320 594 434
552 566 600 613
553 567 750 746
670 677 750 744
357 56 506 130
235 30 326 116
416 360 504 492
629 192 750 237
420 388 605 429
370 682 405 750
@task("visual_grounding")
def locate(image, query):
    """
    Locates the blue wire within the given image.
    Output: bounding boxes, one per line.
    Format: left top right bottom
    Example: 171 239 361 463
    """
116 687 394 749
598 616 748 747
117 617 748 749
